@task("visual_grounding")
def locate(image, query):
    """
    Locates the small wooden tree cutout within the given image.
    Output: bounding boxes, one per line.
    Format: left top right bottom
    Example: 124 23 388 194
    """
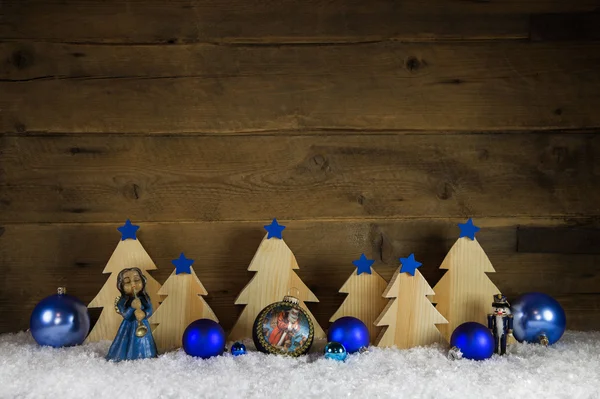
228 219 325 341
431 219 501 342
330 254 388 342
149 253 218 353
86 220 162 343
375 254 447 349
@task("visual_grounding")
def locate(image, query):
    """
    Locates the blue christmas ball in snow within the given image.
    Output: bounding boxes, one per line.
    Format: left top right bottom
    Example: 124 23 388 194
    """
324 341 347 362
328 317 370 353
30 287 90 348
231 342 247 356
450 322 494 361
182 319 226 359
511 292 566 345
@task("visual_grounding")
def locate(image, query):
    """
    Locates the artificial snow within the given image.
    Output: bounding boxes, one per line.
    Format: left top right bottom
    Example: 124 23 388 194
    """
1 331 599 399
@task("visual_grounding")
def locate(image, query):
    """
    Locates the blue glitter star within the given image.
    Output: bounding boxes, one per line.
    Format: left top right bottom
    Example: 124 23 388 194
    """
352 253 375 275
117 219 139 241
172 253 194 275
399 253 422 276
264 218 286 239
458 218 480 240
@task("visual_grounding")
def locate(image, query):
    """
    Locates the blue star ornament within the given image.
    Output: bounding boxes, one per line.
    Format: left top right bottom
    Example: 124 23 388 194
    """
458 218 480 240
117 219 140 241
264 218 286 239
173 253 194 275
353 254 375 275
399 253 422 276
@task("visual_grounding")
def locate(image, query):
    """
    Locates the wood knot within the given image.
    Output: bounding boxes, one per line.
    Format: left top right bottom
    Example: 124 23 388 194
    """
554 108 563 116
11 50 34 70
436 182 455 200
311 154 330 171
14 122 26 133
405 56 424 73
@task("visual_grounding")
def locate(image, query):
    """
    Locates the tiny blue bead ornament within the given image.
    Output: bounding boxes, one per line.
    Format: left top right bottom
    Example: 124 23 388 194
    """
324 341 347 362
511 292 566 345
328 316 370 354
30 287 90 348
182 319 226 359
231 342 247 356
450 322 495 361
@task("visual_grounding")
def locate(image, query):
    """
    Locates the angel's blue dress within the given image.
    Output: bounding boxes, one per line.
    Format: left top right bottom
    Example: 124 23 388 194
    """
106 295 157 362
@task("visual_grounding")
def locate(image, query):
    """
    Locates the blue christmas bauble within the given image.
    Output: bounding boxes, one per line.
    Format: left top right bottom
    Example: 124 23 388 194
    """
182 319 226 359
328 317 370 354
450 322 494 361
511 292 566 345
231 342 247 356
324 341 347 362
30 288 90 348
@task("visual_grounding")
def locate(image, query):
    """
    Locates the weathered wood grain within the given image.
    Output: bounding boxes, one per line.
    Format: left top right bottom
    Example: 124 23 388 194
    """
531 12 600 41
4 0 599 44
1 218 599 334
2 42 600 133
1 133 599 223
517 226 600 254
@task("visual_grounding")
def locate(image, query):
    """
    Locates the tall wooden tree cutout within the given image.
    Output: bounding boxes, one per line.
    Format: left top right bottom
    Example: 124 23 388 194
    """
86 220 162 343
375 254 447 349
229 219 325 341
150 253 218 353
432 218 501 342
330 254 388 342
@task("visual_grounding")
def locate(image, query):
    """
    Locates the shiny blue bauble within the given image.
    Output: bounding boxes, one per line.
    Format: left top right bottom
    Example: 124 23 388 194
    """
450 322 494 361
324 341 347 362
182 319 226 359
30 289 90 348
328 317 370 354
231 342 247 356
511 292 566 345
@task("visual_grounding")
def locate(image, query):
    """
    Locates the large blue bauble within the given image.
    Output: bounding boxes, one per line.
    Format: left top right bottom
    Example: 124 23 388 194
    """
511 292 566 345
30 291 90 348
450 322 494 361
324 341 347 362
182 319 226 359
328 317 370 353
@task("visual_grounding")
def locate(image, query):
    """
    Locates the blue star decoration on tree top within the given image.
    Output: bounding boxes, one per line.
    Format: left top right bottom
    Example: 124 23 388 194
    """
173 253 194 275
458 218 480 240
399 253 422 276
264 218 286 239
352 253 375 275
117 219 140 241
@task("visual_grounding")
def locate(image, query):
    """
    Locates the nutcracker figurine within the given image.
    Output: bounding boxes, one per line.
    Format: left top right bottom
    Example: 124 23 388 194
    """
488 294 513 355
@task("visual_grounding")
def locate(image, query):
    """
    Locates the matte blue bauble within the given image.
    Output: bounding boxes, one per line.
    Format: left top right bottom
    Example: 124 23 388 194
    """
231 342 247 356
511 292 566 345
30 288 90 348
324 341 347 362
450 322 494 361
182 319 226 359
328 317 370 353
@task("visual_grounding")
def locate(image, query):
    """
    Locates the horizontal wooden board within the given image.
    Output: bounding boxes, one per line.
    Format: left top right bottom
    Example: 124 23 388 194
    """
518 226 600 254
1 218 599 334
2 42 600 133
3 0 599 44
1 133 599 223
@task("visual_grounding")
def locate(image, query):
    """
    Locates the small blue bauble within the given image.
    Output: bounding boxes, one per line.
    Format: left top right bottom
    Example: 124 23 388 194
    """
324 341 347 362
182 319 226 359
511 292 566 345
328 317 370 354
450 322 494 361
231 342 247 356
30 288 90 348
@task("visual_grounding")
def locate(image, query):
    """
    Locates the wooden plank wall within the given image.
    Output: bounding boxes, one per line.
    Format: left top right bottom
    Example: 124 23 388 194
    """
1 0 600 334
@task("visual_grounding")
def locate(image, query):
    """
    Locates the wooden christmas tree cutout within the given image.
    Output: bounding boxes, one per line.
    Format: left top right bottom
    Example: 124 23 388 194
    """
86 220 162 343
431 218 501 343
375 254 447 349
149 253 218 353
330 254 388 342
228 219 325 341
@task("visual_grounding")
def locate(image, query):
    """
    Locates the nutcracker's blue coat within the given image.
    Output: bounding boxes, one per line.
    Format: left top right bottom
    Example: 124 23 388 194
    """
106 295 157 362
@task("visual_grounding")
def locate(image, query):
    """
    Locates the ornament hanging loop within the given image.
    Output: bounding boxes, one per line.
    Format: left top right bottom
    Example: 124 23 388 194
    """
284 287 300 304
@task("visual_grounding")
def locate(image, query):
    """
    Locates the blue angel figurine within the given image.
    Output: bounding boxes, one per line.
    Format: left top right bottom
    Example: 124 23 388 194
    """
106 267 158 361
488 294 514 355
